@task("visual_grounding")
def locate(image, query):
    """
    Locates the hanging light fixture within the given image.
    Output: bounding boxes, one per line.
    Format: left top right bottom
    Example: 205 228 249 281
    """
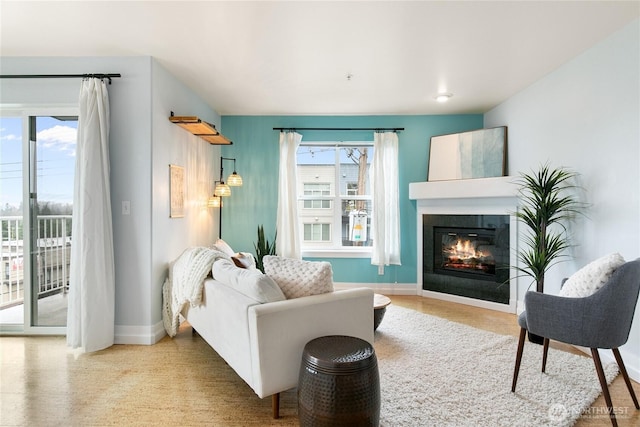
207 196 223 208
213 157 241 197
227 170 243 186
223 157 243 187
210 157 243 238
213 181 231 197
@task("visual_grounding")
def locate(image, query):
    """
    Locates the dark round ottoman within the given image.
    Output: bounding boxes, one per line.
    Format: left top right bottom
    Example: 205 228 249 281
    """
298 335 380 427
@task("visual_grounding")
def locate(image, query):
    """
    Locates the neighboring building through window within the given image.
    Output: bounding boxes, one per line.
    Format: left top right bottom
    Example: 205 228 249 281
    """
297 143 373 252
303 183 331 209
304 223 331 242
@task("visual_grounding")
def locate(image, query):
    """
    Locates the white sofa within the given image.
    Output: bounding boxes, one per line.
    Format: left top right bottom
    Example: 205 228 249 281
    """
182 276 374 418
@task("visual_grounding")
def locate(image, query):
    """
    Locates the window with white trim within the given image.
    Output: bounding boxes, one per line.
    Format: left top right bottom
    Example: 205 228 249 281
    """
297 143 373 251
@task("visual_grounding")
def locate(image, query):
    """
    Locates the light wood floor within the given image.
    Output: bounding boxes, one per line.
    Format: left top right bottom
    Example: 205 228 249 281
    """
1 295 638 426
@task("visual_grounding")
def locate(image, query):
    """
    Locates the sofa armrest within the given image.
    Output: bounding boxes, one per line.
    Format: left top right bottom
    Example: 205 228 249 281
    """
247 288 375 398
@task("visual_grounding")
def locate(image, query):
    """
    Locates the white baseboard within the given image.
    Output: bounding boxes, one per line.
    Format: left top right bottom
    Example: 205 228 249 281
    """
115 321 165 345
421 289 516 313
333 282 418 295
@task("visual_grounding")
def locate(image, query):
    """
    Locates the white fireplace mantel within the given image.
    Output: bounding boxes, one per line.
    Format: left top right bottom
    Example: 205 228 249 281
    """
409 176 518 201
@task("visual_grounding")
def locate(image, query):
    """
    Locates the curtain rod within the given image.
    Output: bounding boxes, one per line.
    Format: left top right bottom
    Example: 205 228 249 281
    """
273 127 404 132
0 73 121 84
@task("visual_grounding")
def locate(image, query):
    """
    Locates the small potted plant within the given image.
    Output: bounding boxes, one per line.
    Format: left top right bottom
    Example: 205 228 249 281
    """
254 225 276 273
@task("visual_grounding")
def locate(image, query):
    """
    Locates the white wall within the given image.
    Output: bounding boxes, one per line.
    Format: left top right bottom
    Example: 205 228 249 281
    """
485 20 640 379
0 57 219 344
150 61 219 332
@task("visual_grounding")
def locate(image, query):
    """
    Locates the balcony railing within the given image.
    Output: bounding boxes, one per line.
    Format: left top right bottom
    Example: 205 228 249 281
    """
1 215 72 308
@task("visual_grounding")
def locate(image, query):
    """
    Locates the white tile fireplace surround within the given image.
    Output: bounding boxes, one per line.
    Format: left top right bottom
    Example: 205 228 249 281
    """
409 177 519 313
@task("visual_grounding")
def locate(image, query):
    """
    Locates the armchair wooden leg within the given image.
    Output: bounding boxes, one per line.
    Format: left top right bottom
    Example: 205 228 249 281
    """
512 328 527 392
591 348 617 427
542 338 550 373
272 393 280 419
612 348 640 409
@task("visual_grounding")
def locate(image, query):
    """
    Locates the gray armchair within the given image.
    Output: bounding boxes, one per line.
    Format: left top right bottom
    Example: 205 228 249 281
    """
511 258 640 427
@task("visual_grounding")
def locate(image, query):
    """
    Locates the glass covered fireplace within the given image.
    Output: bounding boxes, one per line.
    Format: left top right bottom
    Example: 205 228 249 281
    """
434 227 498 277
423 215 510 304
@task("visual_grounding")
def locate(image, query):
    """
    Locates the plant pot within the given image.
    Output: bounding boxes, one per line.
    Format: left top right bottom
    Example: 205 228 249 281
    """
528 331 544 345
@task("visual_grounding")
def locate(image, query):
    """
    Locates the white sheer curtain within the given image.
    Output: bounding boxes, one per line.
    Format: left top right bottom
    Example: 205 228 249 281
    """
276 131 302 259
370 131 401 273
67 78 115 352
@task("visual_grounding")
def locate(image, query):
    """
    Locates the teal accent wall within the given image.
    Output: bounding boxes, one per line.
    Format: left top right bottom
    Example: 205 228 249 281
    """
220 115 483 284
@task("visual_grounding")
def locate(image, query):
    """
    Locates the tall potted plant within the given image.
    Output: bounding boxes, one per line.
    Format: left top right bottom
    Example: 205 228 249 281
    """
514 164 582 293
514 164 582 343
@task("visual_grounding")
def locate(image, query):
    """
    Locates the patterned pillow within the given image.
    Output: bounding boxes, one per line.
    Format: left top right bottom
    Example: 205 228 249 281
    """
559 253 625 298
263 256 334 299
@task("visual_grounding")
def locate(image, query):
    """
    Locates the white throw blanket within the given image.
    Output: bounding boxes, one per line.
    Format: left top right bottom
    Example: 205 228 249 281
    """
162 247 228 337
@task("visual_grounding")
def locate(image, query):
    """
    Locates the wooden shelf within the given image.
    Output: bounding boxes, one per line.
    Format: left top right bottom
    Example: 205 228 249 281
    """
169 115 232 145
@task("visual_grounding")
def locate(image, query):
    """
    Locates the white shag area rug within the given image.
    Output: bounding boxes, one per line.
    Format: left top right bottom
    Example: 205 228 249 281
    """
374 305 618 427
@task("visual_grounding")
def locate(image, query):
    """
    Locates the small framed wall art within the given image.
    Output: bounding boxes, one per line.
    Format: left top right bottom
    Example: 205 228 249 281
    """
169 164 185 218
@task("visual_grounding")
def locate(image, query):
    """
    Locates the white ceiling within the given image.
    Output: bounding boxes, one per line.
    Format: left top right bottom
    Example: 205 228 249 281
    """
1 1 638 116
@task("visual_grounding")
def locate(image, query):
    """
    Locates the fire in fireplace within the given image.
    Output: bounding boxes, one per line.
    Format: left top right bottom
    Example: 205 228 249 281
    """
435 227 497 278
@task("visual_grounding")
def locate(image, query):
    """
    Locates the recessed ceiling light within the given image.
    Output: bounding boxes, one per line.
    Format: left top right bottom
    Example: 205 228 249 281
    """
435 93 453 103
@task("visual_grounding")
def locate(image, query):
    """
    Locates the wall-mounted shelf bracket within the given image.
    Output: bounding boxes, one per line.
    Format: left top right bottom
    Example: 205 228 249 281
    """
169 112 232 145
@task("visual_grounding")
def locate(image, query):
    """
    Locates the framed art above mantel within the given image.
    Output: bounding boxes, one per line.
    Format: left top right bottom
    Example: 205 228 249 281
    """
427 126 507 182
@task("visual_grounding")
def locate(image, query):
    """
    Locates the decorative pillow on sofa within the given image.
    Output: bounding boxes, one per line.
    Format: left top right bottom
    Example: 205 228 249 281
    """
263 256 334 299
212 258 286 303
559 253 625 298
213 239 235 258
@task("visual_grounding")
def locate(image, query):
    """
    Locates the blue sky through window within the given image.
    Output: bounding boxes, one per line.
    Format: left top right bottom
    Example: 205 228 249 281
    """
0 116 77 209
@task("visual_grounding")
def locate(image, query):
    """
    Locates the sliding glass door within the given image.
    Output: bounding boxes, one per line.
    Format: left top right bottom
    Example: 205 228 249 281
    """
0 110 77 334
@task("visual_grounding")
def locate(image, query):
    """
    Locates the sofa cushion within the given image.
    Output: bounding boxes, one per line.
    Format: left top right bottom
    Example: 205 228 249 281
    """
559 253 625 298
263 256 334 299
212 258 286 303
